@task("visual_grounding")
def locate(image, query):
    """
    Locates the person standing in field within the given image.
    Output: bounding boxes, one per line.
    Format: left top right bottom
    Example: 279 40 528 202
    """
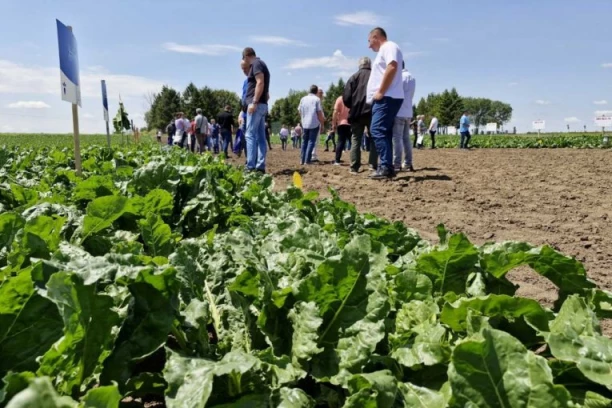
243 47 271 173
195 108 209 153
240 59 250 162
428 115 439 149
460 111 471 149
298 85 325 165
265 120 273 150
279 124 289 151
166 119 176 146
343 56 374 174
295 123 303 148
366 27 404 179
416 115 426 149
324 128 336 152
311 88 325 162
174 112 185 147
333 95 351 165
290 127 297 148
210 119 220 154
392 61 416 172
217 105 235 157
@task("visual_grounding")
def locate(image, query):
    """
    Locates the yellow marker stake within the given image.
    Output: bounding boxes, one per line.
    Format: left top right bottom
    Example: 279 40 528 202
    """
293 172 303 190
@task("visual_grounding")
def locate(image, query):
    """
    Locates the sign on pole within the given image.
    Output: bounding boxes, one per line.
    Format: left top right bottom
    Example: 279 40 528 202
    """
485 122 497 133
57 20 81 107
595 115 612 128
532 120 546 132
56 19 82 176
101 80 111 147
447 126 457 135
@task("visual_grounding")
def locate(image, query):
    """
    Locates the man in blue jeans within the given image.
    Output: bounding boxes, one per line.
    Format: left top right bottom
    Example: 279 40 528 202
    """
366 27 404 179
298 85 326 165
242 47 271 173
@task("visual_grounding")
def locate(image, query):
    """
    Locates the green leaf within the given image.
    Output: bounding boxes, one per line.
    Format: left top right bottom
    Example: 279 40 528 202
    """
4 377 77 408
288 301 323 365
0 266 63 376
545 295 612 389
37 272 124 396
73 175 116 202
568 389 612 408
480 242 595 300
344 370 398 408
415 233 479 295
398 383 447 408
390 300 451 369
164 350 263 408
8 215 66 268
101 268 179 387
79 384 122 408
448 327 572 408
138 213 175 257
0 212 25 253
142 188 174 218
440 294 551 333
274 387 315 408
82 195 131 239
0 372 35 404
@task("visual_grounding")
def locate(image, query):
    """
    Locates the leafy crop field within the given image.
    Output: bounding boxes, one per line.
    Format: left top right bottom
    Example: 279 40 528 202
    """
0 133 140 148
0 143 611 407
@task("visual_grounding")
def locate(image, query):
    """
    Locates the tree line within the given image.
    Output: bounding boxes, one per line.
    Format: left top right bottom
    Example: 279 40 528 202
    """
145 83 241 131
416 89 513 133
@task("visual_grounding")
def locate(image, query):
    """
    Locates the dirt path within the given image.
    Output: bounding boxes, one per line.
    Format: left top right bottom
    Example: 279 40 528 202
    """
229 147 612 306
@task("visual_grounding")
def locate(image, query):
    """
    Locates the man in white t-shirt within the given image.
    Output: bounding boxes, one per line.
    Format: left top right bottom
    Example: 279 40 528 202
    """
393 61 416 172
428 116 439 149
366 27 404 179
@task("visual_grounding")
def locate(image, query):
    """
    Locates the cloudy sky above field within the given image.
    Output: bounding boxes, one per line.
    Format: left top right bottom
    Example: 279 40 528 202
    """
0 0 611 133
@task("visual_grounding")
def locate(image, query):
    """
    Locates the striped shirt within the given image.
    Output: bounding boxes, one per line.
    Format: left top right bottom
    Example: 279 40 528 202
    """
298 93 323 130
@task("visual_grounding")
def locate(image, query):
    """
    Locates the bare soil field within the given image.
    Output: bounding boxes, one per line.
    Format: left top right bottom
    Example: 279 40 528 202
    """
230 147 612 307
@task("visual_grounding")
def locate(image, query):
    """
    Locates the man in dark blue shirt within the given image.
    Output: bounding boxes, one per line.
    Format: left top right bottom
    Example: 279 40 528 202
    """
242 47 270 173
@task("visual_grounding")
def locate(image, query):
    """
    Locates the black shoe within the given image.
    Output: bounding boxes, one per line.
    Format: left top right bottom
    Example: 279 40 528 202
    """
369 169 394 180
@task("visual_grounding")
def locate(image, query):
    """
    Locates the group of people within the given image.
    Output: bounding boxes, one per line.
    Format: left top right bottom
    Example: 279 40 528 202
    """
159 27 474 179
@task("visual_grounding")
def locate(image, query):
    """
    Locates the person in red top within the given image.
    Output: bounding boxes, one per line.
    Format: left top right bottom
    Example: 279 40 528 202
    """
332 96 351 165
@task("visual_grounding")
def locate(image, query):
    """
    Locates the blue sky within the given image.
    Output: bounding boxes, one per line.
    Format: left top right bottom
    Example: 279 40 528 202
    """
0 0 611 133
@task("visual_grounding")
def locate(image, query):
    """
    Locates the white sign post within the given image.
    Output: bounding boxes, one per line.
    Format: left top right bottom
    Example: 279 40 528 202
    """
595 115 612 145
485 122 497 134
56 19 82 176
532 120 546 135
447 126 457 135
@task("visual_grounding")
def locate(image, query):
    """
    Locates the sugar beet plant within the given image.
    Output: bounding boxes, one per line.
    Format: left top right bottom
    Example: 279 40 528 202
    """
0 144 612 407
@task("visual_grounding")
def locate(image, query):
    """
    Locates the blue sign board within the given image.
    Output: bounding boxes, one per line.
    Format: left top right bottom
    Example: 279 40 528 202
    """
101 80 109 121
56 19 81 107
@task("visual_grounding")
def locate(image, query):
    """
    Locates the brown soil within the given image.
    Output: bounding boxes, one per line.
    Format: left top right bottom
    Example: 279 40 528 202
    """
229 147 612 307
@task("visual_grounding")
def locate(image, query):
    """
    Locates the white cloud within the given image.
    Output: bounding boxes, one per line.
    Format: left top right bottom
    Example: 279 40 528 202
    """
535 100 551 105
7 100 51 109
284 50 357 71
248 36 308 47
564 117 580 123
508 82 519 87
162 42 241 56
595 110 612 115
593 100 608 105
601 63 612 68
334 11 384 26
0 59 166 100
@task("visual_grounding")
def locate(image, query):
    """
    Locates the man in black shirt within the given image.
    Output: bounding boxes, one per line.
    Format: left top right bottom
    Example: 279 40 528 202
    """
217 105 235 157
242 47 271 173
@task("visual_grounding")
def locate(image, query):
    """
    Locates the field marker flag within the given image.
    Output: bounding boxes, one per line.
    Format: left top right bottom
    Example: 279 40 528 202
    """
101 80 110 146
56 19 81 107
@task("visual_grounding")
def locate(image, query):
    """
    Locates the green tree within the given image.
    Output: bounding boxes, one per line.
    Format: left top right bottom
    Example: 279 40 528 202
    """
181 83 200 119
270 89 307 127
146 86 181 131
489 101 513 130
463 98 492 133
